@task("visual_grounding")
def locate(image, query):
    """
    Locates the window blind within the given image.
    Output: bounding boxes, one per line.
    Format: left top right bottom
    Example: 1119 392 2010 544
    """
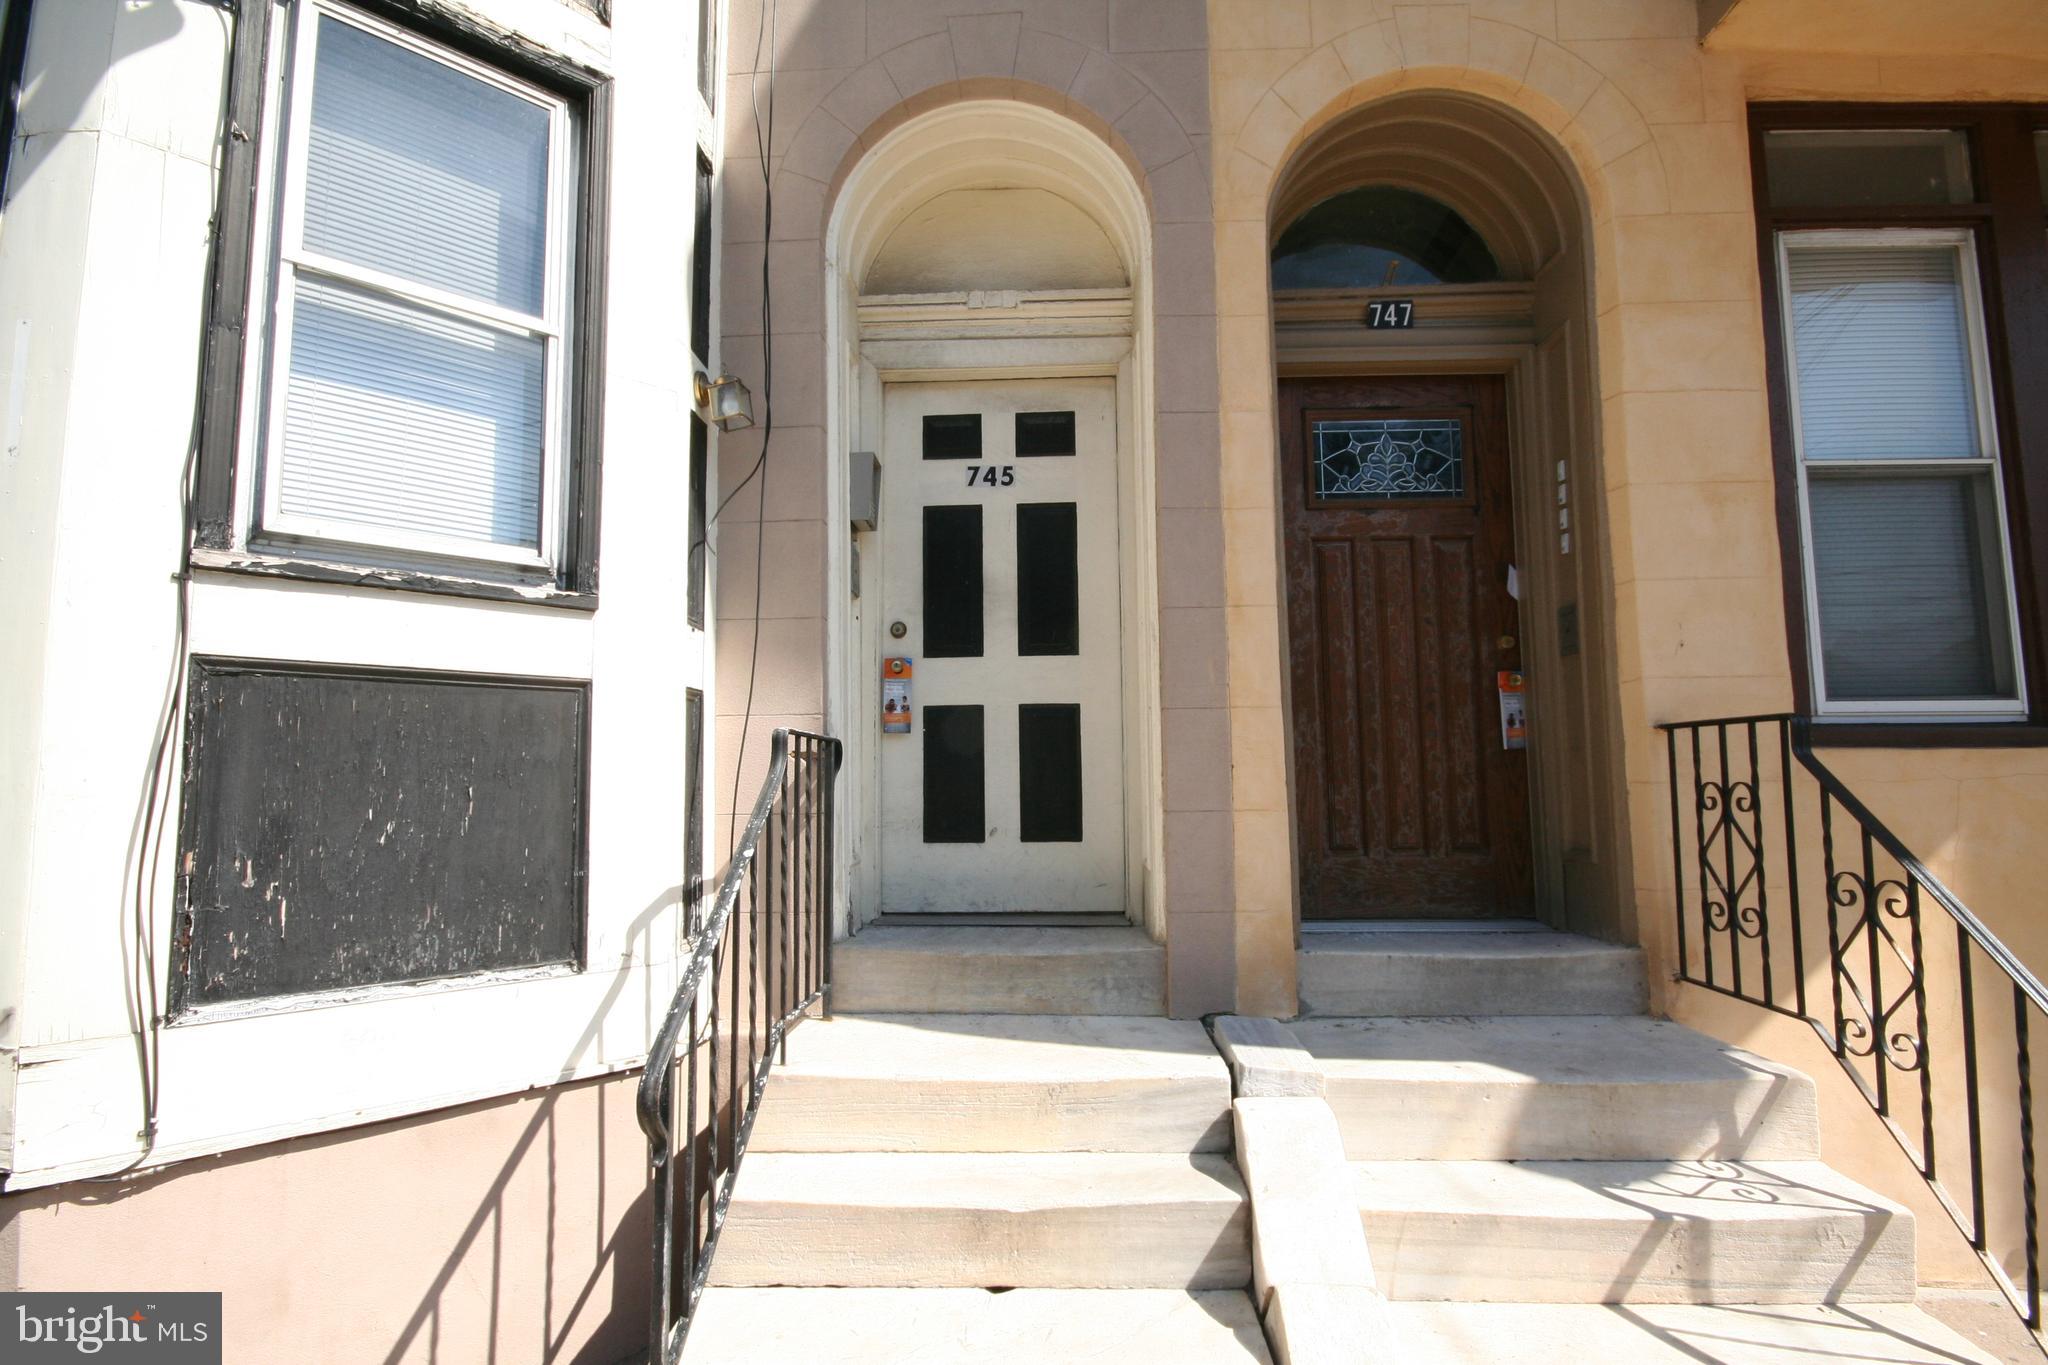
1786 244 1979 461
1809 472 2008 701
303 16 551 315
278 277 544 549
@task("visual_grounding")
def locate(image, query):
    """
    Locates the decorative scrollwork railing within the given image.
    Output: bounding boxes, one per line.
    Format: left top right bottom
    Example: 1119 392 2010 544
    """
1661 714 2048 1337
636 728 841 1363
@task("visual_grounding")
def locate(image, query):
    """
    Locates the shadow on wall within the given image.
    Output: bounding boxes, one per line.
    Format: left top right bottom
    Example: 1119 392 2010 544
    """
9 0 211 204
363 879 691 1363
7 883 690 1365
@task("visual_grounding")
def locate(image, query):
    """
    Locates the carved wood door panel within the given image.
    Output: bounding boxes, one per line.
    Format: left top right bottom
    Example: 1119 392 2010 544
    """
1281 374 1531 919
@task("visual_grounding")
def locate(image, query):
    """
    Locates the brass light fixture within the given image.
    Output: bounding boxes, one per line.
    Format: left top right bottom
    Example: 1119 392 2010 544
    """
695 371 755 431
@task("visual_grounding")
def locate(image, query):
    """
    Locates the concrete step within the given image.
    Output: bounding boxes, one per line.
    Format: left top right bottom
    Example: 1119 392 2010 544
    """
748 1014 1232 1153
711 1152 1251 1289
833 926 1164 1015
1355 1159 1915 1304
1298 923 1646 1017
1301 1015 1819 1160
686 1288 1274 1363
1385 1301 2001 1364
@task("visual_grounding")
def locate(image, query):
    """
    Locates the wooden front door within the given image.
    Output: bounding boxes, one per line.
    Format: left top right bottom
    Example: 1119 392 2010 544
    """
1281 374 1530 919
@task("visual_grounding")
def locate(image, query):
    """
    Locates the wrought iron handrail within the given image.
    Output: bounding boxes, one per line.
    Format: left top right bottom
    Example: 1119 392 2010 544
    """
1660 713 2046 1335
635 727 840 1363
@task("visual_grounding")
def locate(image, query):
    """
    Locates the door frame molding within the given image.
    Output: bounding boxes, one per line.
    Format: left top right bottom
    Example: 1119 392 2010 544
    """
820 100 1165 942
1271 283 1625 933
827 289 1162 935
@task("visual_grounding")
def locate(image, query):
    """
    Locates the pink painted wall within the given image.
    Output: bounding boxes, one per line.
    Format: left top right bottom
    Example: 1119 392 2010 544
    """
4 1072 652 1365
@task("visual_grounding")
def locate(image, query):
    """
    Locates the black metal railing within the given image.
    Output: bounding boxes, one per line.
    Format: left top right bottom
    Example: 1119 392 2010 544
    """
1661 714 2048 1335
636 727 840 1363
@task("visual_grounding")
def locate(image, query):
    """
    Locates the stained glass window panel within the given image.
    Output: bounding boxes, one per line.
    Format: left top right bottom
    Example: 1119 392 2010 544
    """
1312 418 1464 500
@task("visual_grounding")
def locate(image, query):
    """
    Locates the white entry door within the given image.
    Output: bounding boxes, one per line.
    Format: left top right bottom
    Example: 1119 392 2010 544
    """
878 378 1125 913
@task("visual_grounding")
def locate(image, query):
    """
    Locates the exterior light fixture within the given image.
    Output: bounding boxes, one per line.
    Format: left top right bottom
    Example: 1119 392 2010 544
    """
695 371 755 431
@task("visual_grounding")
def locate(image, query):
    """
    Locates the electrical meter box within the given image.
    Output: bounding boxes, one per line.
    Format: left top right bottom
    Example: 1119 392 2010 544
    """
849 451 881 531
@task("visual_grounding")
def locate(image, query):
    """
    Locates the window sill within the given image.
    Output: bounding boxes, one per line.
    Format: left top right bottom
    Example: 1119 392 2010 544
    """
1807 720 2048 748
189 547 599 612
165 960 582 1028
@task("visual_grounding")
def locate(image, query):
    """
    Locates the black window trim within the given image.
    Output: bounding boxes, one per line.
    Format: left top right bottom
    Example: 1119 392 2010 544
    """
1750 102 2048 746
190 0 613 610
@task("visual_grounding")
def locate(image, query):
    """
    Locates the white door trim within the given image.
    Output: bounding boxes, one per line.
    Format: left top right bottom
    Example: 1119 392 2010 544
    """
832 296 1157 932
822 100 1162 942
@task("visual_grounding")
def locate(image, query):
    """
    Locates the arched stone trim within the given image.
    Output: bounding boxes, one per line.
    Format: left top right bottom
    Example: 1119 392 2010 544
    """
828 98 1155 297
716 5 1234 1017
817 95 1212 1006
1208 12 1687 1009
747 37 1210 249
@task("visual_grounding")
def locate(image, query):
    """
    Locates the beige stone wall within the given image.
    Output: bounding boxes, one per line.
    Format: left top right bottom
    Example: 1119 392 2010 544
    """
1207 0 2048 1289
717 0 1248 1014
2 1073 651 1364
1209 0 1782 1014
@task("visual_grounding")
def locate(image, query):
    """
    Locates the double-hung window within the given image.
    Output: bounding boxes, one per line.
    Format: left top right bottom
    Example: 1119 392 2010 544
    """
1778 230 2023 715
209 0 605 590
1755 114 2048 725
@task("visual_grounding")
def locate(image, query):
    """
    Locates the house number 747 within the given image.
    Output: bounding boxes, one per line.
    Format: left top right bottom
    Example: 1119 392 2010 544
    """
965 465 1016 487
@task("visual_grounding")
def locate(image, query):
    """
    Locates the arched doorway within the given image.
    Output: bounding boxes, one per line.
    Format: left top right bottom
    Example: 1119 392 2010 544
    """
824 101 1163 930
1269 93 1624 930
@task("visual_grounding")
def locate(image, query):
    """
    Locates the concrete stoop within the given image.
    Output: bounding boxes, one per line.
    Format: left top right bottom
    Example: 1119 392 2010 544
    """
684 1288 1274 1364
1259 925 2001 1363
830 925 1164 1014
687 926 2012 1365
698 1011 1269 1361
1301 1015 1820 1160
1354 1157 1916 1304
709 1150 1252 1289
1385 1301 2002 1364
1297 922 1647 1017
745 1013 1231 1153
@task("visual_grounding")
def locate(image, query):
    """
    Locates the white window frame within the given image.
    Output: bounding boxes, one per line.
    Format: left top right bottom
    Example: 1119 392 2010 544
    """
1778 226 2030 721
235 0 580 574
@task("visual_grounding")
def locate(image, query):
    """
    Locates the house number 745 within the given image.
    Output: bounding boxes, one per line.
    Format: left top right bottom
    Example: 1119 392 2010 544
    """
965 465 1015 488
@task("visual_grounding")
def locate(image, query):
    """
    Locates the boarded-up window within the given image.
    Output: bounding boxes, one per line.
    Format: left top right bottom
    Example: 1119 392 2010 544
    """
172 660 588 1013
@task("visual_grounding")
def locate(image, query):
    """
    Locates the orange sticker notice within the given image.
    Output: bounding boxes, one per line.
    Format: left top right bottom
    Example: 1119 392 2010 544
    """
1497 670 1527 750
883 656 913 734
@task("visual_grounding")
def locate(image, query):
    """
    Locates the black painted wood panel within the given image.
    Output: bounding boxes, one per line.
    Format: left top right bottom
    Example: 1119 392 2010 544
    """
923 705 986 843
1016 502 1079 656
1018 703 1083 842
1016 410 1076 457
923 505 984 658
172 660 588 1012
922 413 982 460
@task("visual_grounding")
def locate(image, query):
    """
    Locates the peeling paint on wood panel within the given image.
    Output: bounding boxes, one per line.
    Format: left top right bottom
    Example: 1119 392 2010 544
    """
171 659 589 1014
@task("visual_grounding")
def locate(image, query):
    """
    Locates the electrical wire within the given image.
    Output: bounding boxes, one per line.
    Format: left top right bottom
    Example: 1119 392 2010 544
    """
724 0 776 848
89 0 244 1184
